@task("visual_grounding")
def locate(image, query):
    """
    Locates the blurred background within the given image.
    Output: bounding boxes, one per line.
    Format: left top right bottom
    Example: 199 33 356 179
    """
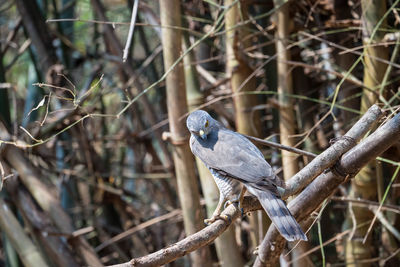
0 0 400 266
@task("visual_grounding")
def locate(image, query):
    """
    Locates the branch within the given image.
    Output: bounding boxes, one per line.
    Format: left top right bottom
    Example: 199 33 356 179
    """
109 197 262 267
254 111 400 266
283 104 383 197
243 134 317 159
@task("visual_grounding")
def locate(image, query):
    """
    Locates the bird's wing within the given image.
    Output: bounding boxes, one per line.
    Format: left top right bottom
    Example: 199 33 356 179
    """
191 128 275 184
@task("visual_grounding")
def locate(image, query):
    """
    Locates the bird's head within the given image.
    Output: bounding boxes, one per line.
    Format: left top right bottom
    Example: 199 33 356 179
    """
186 110 217 140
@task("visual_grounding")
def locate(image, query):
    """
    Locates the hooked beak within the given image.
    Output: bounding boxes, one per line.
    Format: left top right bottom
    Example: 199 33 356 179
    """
199 130 207 140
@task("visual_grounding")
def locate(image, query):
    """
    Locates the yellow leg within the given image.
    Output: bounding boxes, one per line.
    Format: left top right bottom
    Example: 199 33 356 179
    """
238 186 246 211
225 186 247 211
204 195 230 225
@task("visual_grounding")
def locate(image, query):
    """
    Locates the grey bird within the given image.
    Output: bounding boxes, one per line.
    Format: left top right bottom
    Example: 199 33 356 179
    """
186 110 307 241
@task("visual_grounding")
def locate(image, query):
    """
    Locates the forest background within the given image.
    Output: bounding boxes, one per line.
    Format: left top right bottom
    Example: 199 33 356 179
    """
0 0 400 266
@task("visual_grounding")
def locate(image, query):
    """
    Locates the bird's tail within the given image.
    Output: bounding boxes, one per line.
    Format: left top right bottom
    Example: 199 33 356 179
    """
252 188 307 241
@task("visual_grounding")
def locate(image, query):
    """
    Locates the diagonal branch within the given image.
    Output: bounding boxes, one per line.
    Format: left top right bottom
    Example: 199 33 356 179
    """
254 111 400 266
109 197 262 267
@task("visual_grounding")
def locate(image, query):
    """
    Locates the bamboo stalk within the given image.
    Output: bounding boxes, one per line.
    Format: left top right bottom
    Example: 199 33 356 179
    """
4 146 103 266
12 187 80 267
183 31 244 267
273 0 298 181
159 0 211 266
0 197 49 267
225 0 266 246
345 1 389 266
273 1 309 265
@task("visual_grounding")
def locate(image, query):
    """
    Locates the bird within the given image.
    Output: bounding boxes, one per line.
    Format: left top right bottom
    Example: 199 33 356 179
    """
186 110 307 241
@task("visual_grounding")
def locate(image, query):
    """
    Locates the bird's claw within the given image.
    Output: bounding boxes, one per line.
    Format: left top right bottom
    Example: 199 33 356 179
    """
204 217 215 225
253 246 259 255
224 199 244 218
204 214 231 225
224 200 234 209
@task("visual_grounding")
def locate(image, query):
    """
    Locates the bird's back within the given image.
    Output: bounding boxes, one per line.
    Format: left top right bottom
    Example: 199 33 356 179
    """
190 126 275 185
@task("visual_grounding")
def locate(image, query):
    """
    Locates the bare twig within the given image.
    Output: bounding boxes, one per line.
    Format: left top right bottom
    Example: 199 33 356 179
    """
362 165 400 243
371 206 400 241
122 0 139 62
243 134 317 159
331 196 400 215
95 209 182 252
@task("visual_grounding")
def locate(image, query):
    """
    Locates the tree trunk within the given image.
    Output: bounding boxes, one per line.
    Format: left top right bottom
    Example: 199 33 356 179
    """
159 1 211 266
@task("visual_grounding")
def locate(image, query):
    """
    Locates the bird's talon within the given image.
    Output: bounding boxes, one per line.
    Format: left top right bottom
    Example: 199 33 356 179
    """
204 216 215 226
219 214 231 223
253 246 259 255
204 217 216 225
224 200 233 209
204 214 231 225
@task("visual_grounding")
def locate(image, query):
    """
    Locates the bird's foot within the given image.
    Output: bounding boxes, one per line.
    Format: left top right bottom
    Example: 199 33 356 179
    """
224 198 244 217
204 214 231 225
253 246 259 255
223 199 235 209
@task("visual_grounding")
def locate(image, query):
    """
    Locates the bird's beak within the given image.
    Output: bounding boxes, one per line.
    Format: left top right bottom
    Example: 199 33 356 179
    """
199 130 206 140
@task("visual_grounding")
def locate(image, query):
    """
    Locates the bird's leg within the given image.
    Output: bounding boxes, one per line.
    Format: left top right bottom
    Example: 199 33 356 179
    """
237 186 246 212
224 186 246 216
204 194 230 225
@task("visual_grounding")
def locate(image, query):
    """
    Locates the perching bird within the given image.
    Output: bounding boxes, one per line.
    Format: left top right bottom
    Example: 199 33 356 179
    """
186 110 307 241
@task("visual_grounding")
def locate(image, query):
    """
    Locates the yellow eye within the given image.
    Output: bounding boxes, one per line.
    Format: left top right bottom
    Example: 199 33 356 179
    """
205 120 209 127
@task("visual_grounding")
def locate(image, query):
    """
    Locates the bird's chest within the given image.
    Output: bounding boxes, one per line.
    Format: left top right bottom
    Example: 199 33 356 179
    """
209 168 240 198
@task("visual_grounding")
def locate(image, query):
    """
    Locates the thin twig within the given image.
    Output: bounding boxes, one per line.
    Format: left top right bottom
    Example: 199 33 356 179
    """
95 209 182 252
288 221 372 264
122 0 139 62
243 134 317 158
348 202 357 240
371 206 400 241
331 196 400 214
362 165 400 244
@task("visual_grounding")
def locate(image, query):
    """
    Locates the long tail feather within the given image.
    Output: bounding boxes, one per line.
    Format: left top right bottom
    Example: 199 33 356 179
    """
252 188 307 241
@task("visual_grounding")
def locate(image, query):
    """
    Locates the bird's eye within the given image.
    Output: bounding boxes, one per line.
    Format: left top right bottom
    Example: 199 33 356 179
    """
204 120 209 127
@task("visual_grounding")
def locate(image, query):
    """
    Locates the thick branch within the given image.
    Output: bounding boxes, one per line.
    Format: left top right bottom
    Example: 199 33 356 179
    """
109 197 262 267
254 111 400 266
284 104 383 197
